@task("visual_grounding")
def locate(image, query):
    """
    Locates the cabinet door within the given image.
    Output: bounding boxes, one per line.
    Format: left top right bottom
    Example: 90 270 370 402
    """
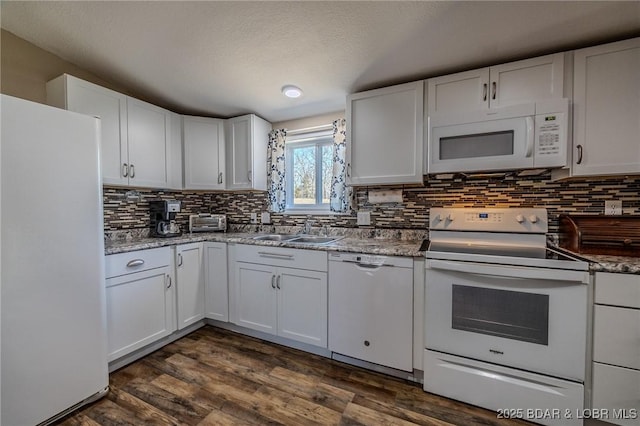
127 98 170 188
183 116 226 189
105 266 173 361
234 262 277 334
490 53 565 108
175 243 204 329
593 305 640 370
277 268 327 347
427 68 490 114
226 115 252 190
60 76 129 185
592 363 640 426
572 38 640 176
167 112 183 190
204 242 228 322
347 81 424 185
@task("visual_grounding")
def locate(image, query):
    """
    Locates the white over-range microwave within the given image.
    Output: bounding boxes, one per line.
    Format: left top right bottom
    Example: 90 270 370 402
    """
427 98 569 174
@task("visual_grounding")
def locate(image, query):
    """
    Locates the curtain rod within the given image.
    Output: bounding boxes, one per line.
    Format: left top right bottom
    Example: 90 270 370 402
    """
286 123 333 135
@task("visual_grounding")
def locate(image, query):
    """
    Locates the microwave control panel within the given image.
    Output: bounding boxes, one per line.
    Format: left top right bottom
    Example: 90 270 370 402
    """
534 111 567 168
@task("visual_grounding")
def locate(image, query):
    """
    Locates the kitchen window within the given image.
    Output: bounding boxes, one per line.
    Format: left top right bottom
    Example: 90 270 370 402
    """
285 129 333 212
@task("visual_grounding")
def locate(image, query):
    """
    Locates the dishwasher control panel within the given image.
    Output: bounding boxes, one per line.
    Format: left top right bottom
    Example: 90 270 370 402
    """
329 252 413 268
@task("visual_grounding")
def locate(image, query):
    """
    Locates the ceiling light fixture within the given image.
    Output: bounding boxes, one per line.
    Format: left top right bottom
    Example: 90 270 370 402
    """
282 85 303 98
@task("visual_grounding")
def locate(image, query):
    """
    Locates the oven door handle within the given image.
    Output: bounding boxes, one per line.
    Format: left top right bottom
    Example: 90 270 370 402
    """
427 259 589 284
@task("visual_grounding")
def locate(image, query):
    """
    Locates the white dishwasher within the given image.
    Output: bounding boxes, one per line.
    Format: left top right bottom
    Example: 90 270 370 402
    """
328 252 413 372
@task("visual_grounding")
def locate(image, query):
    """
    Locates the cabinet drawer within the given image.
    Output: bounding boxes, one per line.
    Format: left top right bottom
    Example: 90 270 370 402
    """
106 247 171 278
595 272 640 309
593 305 640 369
592 363 640 426
235 244 327 272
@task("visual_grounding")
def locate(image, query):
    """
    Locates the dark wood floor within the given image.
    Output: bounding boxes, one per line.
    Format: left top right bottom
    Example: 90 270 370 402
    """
58 326 529 426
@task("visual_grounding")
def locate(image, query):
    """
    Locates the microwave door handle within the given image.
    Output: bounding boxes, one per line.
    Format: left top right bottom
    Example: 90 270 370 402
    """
524 116 534 158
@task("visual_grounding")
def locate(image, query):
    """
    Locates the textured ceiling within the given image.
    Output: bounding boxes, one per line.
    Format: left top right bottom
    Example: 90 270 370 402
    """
1 1 639 122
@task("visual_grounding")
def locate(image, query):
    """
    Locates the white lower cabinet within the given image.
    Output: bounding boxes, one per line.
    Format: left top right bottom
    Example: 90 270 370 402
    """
175 243 205 330
231 245 328 347
204 242 229 322
592 272 640 426
105 247 175 362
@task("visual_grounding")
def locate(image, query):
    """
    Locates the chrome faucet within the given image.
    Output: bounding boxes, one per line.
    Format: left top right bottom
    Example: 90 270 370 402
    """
302 217 314 234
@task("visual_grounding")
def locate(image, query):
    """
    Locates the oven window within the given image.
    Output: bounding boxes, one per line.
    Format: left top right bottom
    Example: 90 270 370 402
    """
452 285 549 345
440 131 514 160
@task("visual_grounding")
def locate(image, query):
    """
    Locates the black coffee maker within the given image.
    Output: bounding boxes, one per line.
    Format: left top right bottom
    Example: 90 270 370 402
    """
149 200 182 237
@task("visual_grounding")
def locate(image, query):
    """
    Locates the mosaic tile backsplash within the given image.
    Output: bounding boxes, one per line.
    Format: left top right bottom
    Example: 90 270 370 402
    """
103 172 640 236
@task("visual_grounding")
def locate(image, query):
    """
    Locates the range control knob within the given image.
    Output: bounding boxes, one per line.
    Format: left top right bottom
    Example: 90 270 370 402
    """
447 214 455 221
433 214 442 222
529 215 539 223
516 214 525 223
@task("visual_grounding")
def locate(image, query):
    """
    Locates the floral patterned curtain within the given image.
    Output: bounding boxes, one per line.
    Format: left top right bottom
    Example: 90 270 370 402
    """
267 129 287 212
330 119 351 212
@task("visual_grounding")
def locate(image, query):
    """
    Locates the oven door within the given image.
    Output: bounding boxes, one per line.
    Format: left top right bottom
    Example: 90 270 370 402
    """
425 259 588 381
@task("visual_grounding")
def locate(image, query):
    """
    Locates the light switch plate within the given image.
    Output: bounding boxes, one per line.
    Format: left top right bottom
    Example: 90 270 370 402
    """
250 212 258 223
604 200 622 215
357 211 371 226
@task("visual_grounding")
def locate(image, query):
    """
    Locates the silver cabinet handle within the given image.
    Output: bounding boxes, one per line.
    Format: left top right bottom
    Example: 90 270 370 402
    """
177 253 183 267
166 274 172 289
247 170 252 182
126 259 144 267
576 144 583 165
482 83 487 101
492 81 497 100
129 164 135 178
347 163 351 177
271 275 276 289
258 252 294 259
122 163 129 178
218 172 223 184
276 275 281 289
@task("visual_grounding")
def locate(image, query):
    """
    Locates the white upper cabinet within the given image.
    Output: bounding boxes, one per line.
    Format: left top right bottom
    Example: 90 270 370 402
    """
571 37 640 177
126 97 172 188
225 114 272 191
167 111 184 190
183 116 226 190
46 74 174 188
47 74 128 185
428 53 567 114
347 81 424 185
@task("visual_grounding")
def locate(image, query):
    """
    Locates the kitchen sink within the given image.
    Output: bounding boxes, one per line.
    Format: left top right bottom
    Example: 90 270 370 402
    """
251 234 343 245
289 236 342 244
252 234 299 241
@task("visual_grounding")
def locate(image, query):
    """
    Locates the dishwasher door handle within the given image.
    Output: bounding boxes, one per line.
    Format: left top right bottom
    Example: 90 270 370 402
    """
341 259 393 269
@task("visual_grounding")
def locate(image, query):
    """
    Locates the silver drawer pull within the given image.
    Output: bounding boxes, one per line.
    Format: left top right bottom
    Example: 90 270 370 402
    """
126 259 145 267
258 252 294 259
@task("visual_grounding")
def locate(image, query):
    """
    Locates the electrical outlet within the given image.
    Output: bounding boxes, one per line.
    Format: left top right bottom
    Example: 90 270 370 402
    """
357 211 371 226
604 200 622 215
250 212 258 223
261 212 271 224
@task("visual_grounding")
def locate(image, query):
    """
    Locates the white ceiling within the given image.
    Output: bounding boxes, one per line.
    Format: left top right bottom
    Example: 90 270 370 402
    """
1 1 639 123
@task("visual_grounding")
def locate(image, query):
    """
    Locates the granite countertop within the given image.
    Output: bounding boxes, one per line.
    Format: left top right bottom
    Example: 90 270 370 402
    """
106 231 640 274
104 232 426 258
573 253 640 275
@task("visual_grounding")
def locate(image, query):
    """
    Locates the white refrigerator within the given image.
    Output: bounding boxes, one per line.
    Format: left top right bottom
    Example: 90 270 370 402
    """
1 94 109 425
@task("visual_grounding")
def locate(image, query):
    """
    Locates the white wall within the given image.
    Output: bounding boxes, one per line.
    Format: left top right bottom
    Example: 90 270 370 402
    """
272 110 344 131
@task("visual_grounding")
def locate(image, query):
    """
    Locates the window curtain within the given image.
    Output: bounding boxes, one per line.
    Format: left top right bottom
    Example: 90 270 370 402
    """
330 118 351 212
267 129 287 212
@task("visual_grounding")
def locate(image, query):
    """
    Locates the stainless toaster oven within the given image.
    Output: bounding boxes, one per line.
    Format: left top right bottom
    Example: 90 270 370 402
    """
189 214 227 233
